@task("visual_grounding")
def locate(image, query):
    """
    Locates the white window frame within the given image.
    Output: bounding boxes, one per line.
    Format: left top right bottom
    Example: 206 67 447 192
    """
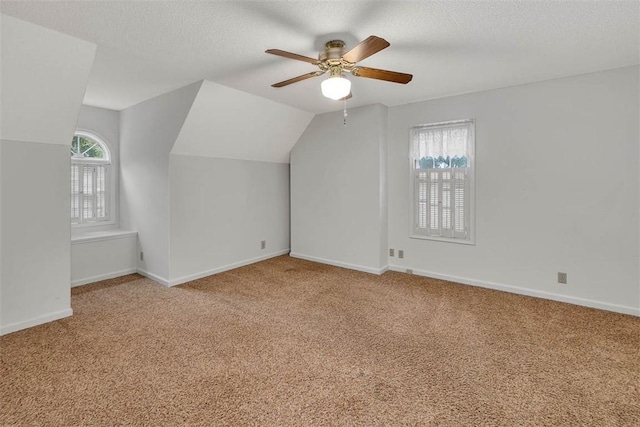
409 119 475 245
71 131 113 226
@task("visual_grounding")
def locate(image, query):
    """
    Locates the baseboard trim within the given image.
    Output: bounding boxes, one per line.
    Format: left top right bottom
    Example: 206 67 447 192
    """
290 252 388 275
71 268 138 287
136 268 170 287
388 265 640 317
168 249 292 287
1 308 73 336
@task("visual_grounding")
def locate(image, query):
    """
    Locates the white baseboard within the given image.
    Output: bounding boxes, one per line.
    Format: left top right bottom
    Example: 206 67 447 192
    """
168 249 292 287
290 252 388 275
71 268 138 288
388 265 640 317
0 308 73 336
136 268 170 287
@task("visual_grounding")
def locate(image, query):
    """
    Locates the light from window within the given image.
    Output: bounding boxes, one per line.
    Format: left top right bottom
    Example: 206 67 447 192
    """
410 120 474 243
71 132 110 224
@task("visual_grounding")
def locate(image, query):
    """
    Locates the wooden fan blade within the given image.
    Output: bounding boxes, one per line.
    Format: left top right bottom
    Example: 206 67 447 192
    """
271 71 324 88
352 66 413 84
342 35 390 63
265 49 320 64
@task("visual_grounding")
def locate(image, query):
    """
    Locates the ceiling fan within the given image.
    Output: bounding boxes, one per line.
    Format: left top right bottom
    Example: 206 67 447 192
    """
266 35 413 101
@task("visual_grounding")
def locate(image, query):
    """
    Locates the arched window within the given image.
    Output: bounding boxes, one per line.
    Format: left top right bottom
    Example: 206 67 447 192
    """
71 132 111 224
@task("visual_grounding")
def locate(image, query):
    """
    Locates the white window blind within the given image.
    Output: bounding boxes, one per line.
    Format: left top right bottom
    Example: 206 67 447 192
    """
71 164 80 221
71 163 109 224
415 169 468 239
410 120 474 243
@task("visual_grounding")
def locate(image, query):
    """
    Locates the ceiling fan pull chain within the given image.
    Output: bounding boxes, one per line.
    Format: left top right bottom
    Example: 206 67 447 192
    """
343 99 348 126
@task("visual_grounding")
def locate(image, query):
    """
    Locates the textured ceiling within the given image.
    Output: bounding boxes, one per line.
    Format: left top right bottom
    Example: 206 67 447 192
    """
1 1 638 114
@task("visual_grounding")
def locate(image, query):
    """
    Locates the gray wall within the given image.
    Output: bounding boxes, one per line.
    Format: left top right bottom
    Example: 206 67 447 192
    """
169 155 290 284
0 15 96 335
119 81 202 283
1 142 73 331
120 79 299 286
289 66 639 315
387 66 639 314
291 104 388 274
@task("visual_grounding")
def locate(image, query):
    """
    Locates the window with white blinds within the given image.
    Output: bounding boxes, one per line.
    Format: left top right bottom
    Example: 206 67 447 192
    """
71 132 110 224
410 120 474 244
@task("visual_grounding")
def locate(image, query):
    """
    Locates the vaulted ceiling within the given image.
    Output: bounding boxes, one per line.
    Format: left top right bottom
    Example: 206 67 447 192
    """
1 1 638 114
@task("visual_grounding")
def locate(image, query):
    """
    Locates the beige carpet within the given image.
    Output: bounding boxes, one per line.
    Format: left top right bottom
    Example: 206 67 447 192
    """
1 256 639 426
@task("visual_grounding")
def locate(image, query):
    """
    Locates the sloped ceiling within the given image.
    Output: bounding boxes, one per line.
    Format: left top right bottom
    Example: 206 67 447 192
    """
1 1 637 114
0 14 96 145
172 80 313 164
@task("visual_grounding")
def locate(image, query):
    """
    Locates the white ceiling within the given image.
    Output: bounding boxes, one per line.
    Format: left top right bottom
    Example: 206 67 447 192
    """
172 80 313 163
2 1 638 114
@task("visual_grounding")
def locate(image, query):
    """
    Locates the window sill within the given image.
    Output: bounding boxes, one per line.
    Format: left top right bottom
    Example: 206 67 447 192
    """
409 234 475 246
71 230 137 245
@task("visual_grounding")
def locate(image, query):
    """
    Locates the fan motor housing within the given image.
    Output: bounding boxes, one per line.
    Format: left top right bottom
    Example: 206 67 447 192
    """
319 40 346 64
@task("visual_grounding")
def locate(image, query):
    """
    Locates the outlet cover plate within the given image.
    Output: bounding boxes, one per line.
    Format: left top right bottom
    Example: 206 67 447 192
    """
558 272 567 284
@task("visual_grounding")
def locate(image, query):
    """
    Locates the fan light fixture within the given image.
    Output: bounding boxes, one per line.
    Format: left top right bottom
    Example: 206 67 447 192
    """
267 36 413 102
321 71 351 100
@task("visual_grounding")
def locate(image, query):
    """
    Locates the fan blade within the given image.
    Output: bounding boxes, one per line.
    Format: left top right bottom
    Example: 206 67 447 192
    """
342 35 390 63
271 71 324 88
265 49 320 64
352 67 413 84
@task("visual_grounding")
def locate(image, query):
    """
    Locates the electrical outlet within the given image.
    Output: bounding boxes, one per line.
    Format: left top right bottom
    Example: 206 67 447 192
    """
260 240 266 250
389 249 394 257
558 272 567 284
398 250 404 259
140 251 144 261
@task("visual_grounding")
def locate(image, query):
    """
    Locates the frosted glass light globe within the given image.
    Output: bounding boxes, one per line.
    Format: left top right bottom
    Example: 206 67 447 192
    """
321 76 351 100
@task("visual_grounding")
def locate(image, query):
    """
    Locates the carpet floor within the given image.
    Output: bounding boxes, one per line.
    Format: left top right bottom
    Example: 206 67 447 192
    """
1 256 639 426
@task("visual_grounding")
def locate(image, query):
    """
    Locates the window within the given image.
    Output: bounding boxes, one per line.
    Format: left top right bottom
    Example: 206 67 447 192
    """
410 119 474 244
71 132 111 224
